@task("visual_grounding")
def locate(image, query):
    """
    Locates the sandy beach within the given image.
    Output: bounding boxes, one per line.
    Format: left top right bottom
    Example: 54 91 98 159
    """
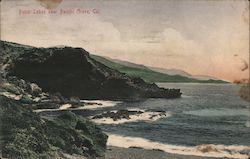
103 146 221 159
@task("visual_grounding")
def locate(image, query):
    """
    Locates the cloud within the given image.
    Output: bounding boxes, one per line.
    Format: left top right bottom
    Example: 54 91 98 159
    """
161 28 203 56
1 0 249 81
1 0 121 48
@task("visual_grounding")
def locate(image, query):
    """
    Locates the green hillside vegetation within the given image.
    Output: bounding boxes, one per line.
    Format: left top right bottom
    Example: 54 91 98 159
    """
0 96 107 159
91 55 228 83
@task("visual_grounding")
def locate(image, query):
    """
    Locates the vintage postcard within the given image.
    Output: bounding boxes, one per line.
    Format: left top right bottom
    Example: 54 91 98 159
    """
0 0 249 159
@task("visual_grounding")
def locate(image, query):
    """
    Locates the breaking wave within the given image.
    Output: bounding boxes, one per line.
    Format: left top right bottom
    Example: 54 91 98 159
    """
91 109 171 124
107 134 250 159
34 100 121 113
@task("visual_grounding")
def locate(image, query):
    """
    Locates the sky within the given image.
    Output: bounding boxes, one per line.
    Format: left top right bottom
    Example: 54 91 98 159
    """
1 0 249 82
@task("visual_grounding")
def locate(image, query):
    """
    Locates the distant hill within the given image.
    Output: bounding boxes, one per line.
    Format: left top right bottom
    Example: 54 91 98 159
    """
149 67 220 80
91 55 229 84
149 67 192 77
112 59 149 70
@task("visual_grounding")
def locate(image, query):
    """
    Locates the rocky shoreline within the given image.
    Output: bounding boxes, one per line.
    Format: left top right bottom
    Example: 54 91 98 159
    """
91 109 168 124
0 77 108 158
0 40 182 158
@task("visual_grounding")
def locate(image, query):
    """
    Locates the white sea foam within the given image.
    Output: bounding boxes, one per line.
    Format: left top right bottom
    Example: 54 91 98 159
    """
59 104 72 110
80 100 122 109
33 108 60 113
34 100 121 112
91 109 170 124
0 92 22 100
34 103 73 113
181 95 196 98
246 121 250 128
107 134 250 159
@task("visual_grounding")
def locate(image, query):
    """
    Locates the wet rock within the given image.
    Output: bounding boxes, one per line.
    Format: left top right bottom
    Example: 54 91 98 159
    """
239 149 250 156
196 145 220 153
7 77 30 94
84 102 102 106
32 102 60 109
92 109 144 121
30 83 42 96
70 96 81 104
152 149 164 152
129 146 144 149
19 95 33 104
2 83 21 95
49 92 65 103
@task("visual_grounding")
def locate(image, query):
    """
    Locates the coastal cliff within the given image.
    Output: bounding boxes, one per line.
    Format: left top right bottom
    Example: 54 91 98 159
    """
1 41 181 100
0 40 182 158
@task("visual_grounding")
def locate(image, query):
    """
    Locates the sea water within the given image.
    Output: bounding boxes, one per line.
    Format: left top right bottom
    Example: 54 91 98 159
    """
96 83 250 158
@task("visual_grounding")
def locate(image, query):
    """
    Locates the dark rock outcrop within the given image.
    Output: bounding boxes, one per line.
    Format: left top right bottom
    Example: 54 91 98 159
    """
92 109 166 122
92 109 144 121
0 96 108 158
1 41 181 100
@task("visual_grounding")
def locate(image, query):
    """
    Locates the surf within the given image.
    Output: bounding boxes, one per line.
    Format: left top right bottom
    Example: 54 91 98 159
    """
107 134 250 159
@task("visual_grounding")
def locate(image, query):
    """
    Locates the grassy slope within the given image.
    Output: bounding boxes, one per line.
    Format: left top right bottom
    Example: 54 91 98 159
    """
91 55 228 83
0 96 107 159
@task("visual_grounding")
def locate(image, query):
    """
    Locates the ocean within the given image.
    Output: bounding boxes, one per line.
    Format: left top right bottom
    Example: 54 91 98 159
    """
94 83 250 158
37 83 250 158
